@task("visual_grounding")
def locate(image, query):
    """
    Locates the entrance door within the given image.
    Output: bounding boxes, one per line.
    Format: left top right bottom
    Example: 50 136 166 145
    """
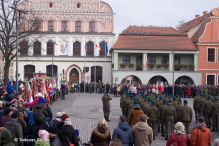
69 68 79 83
91 66 102 82
136 56 142 71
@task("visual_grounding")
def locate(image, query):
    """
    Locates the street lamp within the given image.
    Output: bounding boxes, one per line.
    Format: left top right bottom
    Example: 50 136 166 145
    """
172 46 175 96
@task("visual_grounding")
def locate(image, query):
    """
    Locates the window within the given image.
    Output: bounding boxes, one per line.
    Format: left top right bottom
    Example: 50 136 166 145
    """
161 56 169 65
10 69 13 73
49 3 53 8
46 65 58 77
73 41 81 56
87 41 94 56
91 66 102 82
123 55 130 65
10 76 13 80
48 21 53 31
89 22 95 32
33 41 41 55
99 42 105 57
19 41 28 55
33 21 40 31
149 76 157 84
208 48 215 62
77 3 80 8
24 65 35 79
75 21 81 32
47 42 54 55
62 21 67 31
148 56 156 64
207 75 215 85
10 63 13 67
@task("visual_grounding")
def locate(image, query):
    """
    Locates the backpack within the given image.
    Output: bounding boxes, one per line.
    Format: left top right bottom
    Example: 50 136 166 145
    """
170 133 178 146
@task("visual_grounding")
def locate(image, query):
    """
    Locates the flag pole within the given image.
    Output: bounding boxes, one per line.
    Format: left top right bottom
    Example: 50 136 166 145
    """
104 43 106 92
84 51 86 93
94 51 96 94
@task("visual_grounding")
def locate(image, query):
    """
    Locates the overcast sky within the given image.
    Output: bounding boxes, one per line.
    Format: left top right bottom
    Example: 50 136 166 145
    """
104 0 218 40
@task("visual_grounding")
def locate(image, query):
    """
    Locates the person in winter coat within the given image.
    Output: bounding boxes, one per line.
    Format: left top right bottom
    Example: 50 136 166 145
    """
212 138 219 146
91 118 111 146
112 116 133 146
128 102 144 129
34 130 50 146
52 112 64 127
166 122 189 146
132 114 153 146
7 83 15 95
23 92 42 110
0 108 13 127
17 112 28 139
48 126 62 146
33 97 49 123
5 112 23 146
187 86 191 98
59 118 79 146
1 127 15 146
189 116 212 146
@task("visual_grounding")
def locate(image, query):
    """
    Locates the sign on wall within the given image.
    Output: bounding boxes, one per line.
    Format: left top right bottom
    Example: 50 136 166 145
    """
60 44 68 55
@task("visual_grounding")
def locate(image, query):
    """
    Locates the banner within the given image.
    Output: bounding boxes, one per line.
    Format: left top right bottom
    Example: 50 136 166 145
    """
60 44 68 55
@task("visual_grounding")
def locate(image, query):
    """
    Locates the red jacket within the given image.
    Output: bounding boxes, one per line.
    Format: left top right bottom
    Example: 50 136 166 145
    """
189 125 212 146
187 87 191 95
166 133 189 146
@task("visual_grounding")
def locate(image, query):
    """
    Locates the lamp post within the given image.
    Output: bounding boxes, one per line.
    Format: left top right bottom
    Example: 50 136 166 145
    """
172 46 175 96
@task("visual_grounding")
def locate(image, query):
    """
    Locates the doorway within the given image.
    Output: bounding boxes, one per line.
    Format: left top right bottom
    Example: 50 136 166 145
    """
69 68 79 83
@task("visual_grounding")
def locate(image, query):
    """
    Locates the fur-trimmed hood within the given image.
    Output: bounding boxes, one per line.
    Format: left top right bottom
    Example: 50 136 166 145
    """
92 126 110 139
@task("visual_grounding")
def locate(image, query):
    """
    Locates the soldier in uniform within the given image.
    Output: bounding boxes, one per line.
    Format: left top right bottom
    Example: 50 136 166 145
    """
204 95 213 127
203 86 208 97
163 100 177 140
193 92 201 121
160 99 168 136
180 100 193 134
175 98 182 122
102 92 112 122
211 97 219 132
147 100 159 140
98 81 102 94
88 82 92 93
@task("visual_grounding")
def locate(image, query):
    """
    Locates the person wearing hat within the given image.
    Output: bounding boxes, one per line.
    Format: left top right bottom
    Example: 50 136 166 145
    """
5 112 23 146
163 100 177 140
48 126 62 146
210 97 219 132
175 98 182 123
204 95 213 128
179 100 193 134
57 114 69 132
193 92 201 122
132 114 153 146
190 116 212 146
166 122 189 146
197 94 206 117
102 92 112 122
33 97 49 123
120 92 128 116
160 99 168 137
147 100 159 140
34 130 50 146
52 112 64 127
23 92 43 110
126 98 135 120
0 108 13 127
0 127 15 146
128 101 144 129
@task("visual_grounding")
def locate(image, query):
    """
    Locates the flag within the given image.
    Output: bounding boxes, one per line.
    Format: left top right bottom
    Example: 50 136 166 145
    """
156 82 159 90
106 42 108 53
42 75 47 96
85 41 87 53
32 77 38 100
28 82 33 103
161 82 164 93
24 81 27 102
95 40 101 51
46 81 50 106
146 62 147 68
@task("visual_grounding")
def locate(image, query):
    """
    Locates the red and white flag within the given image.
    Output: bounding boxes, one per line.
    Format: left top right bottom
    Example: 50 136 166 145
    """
95 40 101 51
156 82 159 90
161 82 164 93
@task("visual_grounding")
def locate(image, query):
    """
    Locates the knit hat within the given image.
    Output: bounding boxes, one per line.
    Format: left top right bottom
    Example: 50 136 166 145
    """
11 99 18 104
61 114 69 120
35 92 43 97
168 100 172 103
5 102 12 107
175 122 185 132
38 97 46 104
4 108 13 115
38 130 49 140
64 118 72 125
197 116 205 123
47 126 58 135
56 112 63 117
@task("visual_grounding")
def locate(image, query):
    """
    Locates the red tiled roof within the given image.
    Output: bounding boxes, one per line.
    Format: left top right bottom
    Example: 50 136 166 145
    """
112 26 197 50
178 13 211 42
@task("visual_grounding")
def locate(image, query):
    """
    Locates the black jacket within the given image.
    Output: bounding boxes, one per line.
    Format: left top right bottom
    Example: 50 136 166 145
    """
50 135 62 146
28 121 50 140
58 125 79 146
46 106 53 120
18 119 28 137
33 102 49 123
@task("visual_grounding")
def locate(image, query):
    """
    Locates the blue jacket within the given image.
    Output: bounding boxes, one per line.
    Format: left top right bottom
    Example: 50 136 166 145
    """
112 121 134 146
7 83 15 94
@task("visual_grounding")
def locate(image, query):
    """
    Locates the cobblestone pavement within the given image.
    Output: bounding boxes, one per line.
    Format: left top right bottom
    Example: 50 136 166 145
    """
50 93 219 145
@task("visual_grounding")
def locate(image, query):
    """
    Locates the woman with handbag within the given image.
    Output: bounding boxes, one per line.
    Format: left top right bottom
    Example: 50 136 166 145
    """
91 118 111 146
166 122 189 146
58 118 79 146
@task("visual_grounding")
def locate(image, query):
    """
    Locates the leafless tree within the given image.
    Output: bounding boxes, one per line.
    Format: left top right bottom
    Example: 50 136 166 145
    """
176 19 186 30
0 0 43 84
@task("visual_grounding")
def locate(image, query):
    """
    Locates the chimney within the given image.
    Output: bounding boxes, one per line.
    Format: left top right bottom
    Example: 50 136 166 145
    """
194 19 199 25
203 11 207 15
195 15 200 19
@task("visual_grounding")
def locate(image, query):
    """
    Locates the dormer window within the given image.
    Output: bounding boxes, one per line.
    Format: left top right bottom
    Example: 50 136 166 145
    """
77 3 80 8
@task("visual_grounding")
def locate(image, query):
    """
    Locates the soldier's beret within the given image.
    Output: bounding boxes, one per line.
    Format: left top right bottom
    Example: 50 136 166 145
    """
201 94 204 97
159 96 163 99
156 95 158 97
207 95 211 99
215 97 218 101
140 92 143 94
163 99 167 103
179 98 182 101
150 91 152 93
162 91 165 93
134 101 138 104
208 91 211 93
214 93 218 95
124 90 127 92
169 94 172 96
197 92 200 94
104 92 108 95
144 96 148 99
148 98 151 102
151 100 155 104
165 93 168 95
173 96 176 100
184 100 188 103
176 94 178 95
168 100 172 103
142 94 144 96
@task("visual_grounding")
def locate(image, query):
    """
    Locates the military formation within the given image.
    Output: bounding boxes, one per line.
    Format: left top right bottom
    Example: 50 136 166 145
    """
120 90 193 140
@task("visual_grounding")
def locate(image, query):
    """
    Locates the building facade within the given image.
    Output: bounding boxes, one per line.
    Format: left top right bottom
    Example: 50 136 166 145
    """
0 52 14 81
179 8 219 85
111 26 201 85
16 0 114 83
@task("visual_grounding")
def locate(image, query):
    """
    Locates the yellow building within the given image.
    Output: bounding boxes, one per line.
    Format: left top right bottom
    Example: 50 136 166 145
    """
0 53 14 81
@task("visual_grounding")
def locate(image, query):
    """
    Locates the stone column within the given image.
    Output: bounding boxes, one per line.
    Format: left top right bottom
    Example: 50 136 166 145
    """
114 52 118 70
143 53 147 71
169 53 173 71
68 37 72 56
55 37 59 56
194 54 198 71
